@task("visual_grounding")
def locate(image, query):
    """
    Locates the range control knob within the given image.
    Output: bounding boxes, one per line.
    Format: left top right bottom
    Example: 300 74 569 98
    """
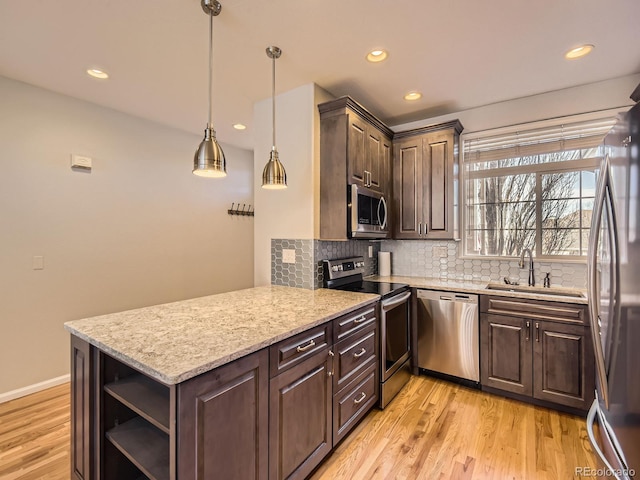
331 266 339 272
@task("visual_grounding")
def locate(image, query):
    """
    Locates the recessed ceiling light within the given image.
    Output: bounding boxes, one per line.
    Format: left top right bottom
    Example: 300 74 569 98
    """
564 44 594 59
86 68 109 79
366 49 388 63
404 91 422 101
233 123 247 130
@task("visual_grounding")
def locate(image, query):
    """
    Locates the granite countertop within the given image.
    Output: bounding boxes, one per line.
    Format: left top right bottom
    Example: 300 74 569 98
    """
367 275 588 305
64 285 379 385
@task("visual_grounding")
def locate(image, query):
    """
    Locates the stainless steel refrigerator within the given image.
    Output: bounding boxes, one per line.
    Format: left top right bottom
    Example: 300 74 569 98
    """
587 96 640 479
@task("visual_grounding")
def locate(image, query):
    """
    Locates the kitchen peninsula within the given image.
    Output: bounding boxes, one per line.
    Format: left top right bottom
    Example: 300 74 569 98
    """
65 285 380 480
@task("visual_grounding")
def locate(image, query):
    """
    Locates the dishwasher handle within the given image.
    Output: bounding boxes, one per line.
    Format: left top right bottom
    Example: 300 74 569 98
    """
381 290 411 311
417 289 478 305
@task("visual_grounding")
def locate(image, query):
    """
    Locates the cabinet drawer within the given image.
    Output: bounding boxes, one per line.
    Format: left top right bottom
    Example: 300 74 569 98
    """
334 325 376 391
333 364 377 444
270 323 332 377
481 295 587 325
334 304 377 343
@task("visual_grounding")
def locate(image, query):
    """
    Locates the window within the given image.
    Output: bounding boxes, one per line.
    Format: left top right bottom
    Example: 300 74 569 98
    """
462 116 617 259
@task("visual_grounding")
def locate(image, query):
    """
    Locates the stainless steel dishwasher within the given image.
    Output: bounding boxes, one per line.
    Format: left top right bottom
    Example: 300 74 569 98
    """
416 289 479 383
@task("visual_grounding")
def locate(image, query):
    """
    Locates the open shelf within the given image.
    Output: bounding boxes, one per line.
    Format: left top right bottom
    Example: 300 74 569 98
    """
104 374 170 434
106 417 169 480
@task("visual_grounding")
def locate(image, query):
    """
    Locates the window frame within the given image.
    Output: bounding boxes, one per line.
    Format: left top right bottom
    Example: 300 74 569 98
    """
459 109 623 262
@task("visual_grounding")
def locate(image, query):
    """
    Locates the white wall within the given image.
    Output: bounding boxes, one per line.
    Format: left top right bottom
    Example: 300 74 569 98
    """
253 83 333 286
0 76 255 396
392 74 639 134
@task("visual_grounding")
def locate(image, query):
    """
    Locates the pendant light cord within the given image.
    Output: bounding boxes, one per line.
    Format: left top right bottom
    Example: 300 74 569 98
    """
208 10 213 128
272 53 276 150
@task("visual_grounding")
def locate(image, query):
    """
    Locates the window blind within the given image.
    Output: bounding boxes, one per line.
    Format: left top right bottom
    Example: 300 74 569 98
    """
463 117 617 164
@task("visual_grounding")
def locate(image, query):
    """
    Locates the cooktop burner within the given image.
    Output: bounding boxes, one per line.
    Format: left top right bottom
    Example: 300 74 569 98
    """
322 256 408 299
332 280 409 298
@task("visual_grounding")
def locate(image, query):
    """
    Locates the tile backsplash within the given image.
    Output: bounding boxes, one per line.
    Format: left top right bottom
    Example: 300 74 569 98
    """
271 239 381 289
380 240 587 289
271 238 586 290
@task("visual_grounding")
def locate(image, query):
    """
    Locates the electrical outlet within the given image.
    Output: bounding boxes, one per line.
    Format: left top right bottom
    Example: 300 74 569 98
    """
436 246 448 258
282 249 296 264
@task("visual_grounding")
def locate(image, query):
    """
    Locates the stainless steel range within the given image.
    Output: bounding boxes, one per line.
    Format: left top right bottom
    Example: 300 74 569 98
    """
323 256 412 408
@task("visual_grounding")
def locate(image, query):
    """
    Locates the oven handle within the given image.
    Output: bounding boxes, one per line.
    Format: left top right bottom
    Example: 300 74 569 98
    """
381 291 411 311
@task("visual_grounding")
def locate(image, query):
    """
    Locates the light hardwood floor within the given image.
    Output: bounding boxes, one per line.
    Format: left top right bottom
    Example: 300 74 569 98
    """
0 383 69 480
0 376 600 479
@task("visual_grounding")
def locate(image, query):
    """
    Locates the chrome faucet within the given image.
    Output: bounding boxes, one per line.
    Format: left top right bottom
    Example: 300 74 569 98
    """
519 248 535 286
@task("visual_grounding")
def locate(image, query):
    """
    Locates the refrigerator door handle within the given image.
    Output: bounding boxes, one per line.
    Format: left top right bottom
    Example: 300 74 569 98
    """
587 155 611 409
604 159 623 393
586 399 619 475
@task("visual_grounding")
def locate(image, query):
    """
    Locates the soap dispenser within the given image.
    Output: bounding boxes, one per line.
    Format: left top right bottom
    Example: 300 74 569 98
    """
543 272 551 288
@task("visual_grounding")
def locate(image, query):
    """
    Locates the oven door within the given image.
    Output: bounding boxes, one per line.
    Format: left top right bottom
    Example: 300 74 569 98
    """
380 290 411 381
349 184 389 239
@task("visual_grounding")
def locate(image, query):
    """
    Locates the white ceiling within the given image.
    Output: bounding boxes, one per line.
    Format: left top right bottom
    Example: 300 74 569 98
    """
1 0 639 150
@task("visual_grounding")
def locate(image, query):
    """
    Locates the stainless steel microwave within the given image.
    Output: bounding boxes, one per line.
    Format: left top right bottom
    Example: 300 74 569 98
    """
348 184 389 239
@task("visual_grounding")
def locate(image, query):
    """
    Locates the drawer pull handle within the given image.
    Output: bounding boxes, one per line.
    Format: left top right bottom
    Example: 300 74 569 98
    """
353 348 367 359
353 315 367 324
296 339 316 353
525 321 530 341
353 392 367 404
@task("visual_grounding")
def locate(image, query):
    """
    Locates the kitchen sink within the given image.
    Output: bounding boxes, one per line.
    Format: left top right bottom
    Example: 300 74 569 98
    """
485 283 586 299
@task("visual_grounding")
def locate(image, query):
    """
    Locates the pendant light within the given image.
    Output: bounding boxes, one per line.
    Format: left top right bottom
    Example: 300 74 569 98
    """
193 0 226 178
262 46 287 189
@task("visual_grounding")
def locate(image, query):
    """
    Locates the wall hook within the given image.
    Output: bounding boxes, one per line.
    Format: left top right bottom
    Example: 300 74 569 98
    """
228 202 255 217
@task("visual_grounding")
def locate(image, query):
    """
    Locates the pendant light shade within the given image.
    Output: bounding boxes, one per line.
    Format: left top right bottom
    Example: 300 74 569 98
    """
193 0 226 178
262 46 287 189
194 126 226 177
262 148 287 189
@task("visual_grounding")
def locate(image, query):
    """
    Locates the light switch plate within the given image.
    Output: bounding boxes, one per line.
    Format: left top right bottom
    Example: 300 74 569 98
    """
282 249 296 264
33 256 44 270
368 246 373 258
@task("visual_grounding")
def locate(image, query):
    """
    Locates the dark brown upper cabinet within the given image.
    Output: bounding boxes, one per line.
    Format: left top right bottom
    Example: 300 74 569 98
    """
393 120 463 240
319 96 393 240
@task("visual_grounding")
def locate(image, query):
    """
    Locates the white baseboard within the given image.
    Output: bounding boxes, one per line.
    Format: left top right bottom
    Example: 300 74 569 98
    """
0 374 70 404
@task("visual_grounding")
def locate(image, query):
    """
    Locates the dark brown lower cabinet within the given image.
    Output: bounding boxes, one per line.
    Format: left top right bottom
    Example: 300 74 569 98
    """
70 336 94 480
70 302 380 480
178 349 269 480
269 348 333 480
533 320 594 410
481 314 533 396
480 296 594 412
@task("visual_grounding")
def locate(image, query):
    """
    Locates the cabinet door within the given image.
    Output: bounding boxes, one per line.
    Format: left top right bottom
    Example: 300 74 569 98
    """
366 128 382 191
381 135 392 196
533 321 595 410
178 349 269 480
269 348 333 480
481 314 533 396
393 139 423 239
422 130 456 239
347 115 367 187
70 335 95 480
